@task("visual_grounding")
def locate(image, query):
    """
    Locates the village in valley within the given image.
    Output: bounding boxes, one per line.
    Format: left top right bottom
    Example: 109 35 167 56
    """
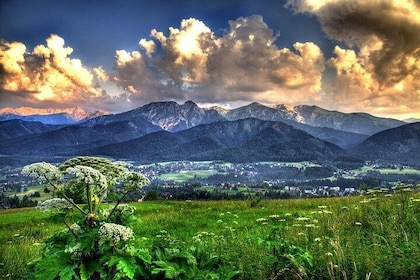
2 159 419 208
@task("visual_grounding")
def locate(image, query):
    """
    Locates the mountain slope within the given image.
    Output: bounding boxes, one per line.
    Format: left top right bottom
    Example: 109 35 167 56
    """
0 118 161 156
352 122 420 165
87 118 345 163
291 105 405 135
0 119 60 140
81 101 225 131
224 102 404 135
221 102 369 148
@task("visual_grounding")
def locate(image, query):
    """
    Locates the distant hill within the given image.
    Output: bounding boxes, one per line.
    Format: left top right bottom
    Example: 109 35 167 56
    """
352 122 420 165
0 119 60 140
0 119 161 156
86 118 345 163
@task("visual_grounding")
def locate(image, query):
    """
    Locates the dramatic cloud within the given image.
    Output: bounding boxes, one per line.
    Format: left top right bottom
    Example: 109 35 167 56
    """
286 0 420 117
108 16 326 105
2 7 419 119
0 35 107 109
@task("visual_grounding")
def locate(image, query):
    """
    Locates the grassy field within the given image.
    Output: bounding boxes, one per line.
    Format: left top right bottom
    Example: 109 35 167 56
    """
4 185 53 201
158 170 220 182
1 193 420 279
350 166 420 176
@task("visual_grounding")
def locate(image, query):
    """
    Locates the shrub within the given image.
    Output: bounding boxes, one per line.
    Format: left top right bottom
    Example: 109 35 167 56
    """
23 157 151 279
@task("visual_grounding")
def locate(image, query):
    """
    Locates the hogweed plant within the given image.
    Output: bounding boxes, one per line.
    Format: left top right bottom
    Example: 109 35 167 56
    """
22 157 151 280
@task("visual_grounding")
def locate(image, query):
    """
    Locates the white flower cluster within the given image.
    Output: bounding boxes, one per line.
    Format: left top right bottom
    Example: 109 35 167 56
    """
117 171 150 190
66 165 108 192
100 204 135 219
36 198 72 212
22 162 62 184
66 165 107 187
192 231 218 243
64 242 81 256
62 223 84 234
98 222 134 244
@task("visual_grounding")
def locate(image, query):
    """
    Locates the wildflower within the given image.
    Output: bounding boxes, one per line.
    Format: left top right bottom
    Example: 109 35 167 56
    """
37 198 72 212
269 214 280 220
66 165 108 193
296 217 310 222
101 204 135 220
62 223 83 234
98 222 134 245
256 218 268 223
22 162 62 184
64 243 81 256
117 171 150 191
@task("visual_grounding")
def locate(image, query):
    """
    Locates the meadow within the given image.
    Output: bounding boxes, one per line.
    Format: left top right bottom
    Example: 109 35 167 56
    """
1 191 419 279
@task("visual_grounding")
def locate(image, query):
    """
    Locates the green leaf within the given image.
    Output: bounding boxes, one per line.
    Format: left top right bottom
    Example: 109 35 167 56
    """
116 257 137 279
80 261 104 280
58 264 78 279
152 261 181 279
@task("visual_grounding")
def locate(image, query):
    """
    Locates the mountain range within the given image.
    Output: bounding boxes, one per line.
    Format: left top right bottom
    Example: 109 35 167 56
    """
0 107 108 124
0 101 418 166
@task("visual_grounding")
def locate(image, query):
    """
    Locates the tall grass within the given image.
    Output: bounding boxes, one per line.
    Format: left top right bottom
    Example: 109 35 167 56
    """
1 193 419 279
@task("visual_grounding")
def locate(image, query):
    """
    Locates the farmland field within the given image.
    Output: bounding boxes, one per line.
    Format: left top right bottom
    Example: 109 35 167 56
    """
1 192 419 279
158 169 220 182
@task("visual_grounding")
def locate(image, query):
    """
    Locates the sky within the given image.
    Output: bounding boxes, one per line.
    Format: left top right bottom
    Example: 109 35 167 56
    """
0 0 419 120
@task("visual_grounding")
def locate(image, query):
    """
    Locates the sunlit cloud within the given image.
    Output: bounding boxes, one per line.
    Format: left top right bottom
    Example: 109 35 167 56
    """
286 0 420 117
108 15 326 106
0 35 108 109
1 4 419 119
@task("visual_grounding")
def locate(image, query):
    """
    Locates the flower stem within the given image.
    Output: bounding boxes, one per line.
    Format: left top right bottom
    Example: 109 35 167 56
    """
43 174 88 215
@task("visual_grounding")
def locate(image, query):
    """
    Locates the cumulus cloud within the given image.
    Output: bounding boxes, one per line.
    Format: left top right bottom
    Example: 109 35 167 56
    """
0 35 116 109
108 15 326 105
286 0 420 117
2 8 418 119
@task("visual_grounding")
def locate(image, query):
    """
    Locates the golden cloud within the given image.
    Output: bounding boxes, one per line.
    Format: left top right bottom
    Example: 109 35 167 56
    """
286 0 420 118
0 35 102 106
108 16 326 106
